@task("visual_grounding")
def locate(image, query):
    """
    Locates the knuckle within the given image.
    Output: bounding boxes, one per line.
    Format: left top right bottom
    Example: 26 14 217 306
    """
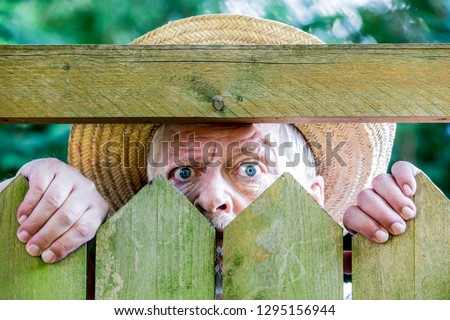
58 207 79 227
343 206 355 219
66 164 82 177
43 193 64 211
30 233 51 249
77 176 96 193
357 188 372 205
95 194 109 211
74 221 95 241
397 198 415 211
46 158 63 167
18 201 35 216
343 206 357 224
51 240 71 259
85 178 96 191
381 212 397 225
87 181 97 193
101 198 110 213
372 173 391 189
20 217 40 234
29 185 46 199
391 161 408 174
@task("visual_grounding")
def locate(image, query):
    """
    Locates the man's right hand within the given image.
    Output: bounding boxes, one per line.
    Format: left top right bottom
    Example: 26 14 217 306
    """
1 158 109 263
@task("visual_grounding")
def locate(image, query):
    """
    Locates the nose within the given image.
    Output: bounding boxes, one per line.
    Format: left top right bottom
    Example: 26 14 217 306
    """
193 171 233 217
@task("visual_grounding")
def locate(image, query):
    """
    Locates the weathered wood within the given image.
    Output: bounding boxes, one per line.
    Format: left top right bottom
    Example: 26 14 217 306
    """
0 175 86 299
96 174 215 299
353 173 449 299
0 44 449 124
223 173 343 299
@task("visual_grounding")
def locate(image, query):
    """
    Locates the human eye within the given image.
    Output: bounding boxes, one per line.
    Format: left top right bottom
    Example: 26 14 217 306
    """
238 162 261 178
172 166 194 181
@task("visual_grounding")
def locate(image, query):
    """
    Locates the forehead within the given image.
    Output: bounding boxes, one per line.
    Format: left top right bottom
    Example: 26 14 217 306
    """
157 123 283 143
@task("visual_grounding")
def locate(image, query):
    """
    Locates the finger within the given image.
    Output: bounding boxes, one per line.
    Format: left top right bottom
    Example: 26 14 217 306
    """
343 205 390 243
356 188 406 235
391 161 421 197
41 206 105 264
16 169 55 224
17 174 74 246
24 188 91 256
372 173 416 221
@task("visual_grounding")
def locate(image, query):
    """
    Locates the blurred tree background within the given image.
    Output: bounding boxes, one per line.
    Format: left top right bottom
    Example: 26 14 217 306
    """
0 0 449 197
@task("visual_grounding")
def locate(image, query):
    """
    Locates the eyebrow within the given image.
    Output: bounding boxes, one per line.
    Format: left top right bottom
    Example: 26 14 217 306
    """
166 132 275 168
240 135 273 152
227 136 275 167
171 147 205 168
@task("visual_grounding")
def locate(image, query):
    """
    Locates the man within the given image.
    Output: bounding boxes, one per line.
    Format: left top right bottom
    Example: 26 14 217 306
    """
0 122 419 263
0 15 421 263
147 123 419 241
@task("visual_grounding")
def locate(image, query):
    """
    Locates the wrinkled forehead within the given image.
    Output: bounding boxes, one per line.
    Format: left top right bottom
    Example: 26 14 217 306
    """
156 123 285 144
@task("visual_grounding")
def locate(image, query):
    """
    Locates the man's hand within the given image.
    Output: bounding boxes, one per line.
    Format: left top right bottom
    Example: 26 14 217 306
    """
343 161 420 243
10 158 109 263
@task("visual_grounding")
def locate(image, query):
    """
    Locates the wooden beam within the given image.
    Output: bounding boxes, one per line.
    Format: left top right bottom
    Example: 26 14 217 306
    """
0 44 448 123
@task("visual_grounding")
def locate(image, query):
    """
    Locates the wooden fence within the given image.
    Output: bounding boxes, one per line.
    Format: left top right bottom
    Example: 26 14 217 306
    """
0 44 449 299
0 172 448 299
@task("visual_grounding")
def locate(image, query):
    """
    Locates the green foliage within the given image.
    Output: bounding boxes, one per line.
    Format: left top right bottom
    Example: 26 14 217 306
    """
0 124 70 179
390 124 450 197
0 0 448 197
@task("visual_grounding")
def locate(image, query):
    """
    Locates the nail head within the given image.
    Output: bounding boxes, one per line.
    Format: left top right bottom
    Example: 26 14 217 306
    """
212 96 225 111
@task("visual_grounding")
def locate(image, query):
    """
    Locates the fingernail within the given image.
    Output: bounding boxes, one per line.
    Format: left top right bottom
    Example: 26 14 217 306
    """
17 231 30 243
375 230 389 243
42 251 55 264
391 222 406 235
403 184 412 196
402 206 415 220
26 244 41 256
18 215 27 224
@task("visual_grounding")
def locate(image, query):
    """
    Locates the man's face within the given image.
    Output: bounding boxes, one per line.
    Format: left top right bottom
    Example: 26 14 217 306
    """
148 123 321 235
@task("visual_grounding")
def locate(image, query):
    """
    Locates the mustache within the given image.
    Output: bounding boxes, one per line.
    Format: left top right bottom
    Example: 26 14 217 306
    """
205 212 237 231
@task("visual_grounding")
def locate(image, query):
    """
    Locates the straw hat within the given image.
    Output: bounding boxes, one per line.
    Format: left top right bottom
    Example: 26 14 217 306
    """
68 14 395 224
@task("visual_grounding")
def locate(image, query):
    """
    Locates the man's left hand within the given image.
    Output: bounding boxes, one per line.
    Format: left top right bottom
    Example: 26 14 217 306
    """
343 161 420 243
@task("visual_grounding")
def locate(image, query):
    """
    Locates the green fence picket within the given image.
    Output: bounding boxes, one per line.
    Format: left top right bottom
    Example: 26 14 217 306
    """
96 175 215 299
353 173 449 299
223 173 343 299
0 175 86 299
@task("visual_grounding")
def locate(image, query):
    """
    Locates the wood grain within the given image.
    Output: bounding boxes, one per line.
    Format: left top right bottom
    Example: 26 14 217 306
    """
0 175 86 299
353 173 449 299
0 44 449 123
95 174 215 299
222 173 343 299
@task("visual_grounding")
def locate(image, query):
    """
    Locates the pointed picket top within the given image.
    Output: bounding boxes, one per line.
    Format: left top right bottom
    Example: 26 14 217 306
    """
222 173 343 299
96 174 215 299
353 173 449 299
0 175 86 299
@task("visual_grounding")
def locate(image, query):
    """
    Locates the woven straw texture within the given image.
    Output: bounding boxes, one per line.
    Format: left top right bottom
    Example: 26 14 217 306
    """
68 14 395 223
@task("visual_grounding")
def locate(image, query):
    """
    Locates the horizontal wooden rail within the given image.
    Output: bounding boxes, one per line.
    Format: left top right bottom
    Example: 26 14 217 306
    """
0 44 449 124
